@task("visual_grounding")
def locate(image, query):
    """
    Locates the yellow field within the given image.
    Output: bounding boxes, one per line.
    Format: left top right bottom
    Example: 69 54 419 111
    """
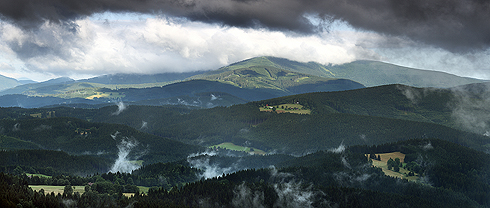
368 152 419 181
376 152 406 163
85 92 109 99
210 142 266 155
30 185 86 195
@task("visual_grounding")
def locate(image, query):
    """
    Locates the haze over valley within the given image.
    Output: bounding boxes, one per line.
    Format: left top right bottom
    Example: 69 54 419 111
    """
1 0 490 207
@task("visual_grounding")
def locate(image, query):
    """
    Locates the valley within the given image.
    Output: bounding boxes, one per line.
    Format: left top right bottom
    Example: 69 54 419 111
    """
0 56 490 207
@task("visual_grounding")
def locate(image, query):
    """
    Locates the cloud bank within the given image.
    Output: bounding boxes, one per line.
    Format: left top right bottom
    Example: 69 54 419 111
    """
0 16 372 80
1 0 489 52
0 0 489 81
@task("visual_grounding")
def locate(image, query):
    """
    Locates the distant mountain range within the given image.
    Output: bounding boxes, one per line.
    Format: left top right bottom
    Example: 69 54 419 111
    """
0 56 486 108
0 74 26 91
200 56 484 88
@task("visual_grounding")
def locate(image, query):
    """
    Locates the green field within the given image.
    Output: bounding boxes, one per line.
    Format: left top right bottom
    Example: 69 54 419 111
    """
30 185 86 195
210 142 266 155
260 103 311 114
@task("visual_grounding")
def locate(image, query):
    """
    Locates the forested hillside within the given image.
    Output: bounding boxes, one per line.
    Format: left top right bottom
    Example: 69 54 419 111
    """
0 116 204 164
1 138 488 207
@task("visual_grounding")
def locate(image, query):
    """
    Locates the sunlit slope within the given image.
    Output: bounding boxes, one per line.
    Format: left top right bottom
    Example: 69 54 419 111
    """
199 56 484 88
195 65 364 93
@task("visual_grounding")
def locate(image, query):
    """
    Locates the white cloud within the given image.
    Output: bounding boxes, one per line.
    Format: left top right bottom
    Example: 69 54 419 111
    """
0 13 489 81
0 15 372 81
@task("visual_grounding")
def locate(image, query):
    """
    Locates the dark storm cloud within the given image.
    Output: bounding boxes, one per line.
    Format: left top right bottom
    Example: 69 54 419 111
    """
0 0 489 52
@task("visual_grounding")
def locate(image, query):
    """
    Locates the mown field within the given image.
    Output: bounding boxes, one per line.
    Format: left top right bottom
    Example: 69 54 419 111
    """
369 152 420 181
30 185 86 195
210 142 266 155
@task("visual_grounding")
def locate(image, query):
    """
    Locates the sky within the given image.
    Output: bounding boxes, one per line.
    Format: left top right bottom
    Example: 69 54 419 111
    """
0 0 489 82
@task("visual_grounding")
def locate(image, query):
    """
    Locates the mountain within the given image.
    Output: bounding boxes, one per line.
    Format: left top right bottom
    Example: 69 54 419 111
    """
198 56 484 88
16 78 37 85
0 77 76 96
195 65 364 93
0 74 20 91
80 71 204 84
0 94 102 108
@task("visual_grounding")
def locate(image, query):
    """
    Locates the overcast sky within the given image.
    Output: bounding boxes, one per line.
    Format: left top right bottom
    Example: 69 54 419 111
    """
0 0 489 82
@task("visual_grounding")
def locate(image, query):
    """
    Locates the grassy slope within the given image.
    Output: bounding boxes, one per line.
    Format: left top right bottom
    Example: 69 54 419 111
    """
196 65 364 92
200 56 484 88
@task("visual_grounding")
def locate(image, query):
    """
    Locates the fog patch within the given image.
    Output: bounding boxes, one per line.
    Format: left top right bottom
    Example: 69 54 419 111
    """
328 142 345 154
187 155 234 179
269 166 294 179
110 131 120 140
62 199 77 208
187 150 234 179
187 149 218 158
232 179 320 208
109 138 142 173
12 123 20 131
398 85 423 104
112 101 127 115
274 182 315 208
232 183 266 208
422 141 433 150
210 94 221 101
140 121 148 130
448 84 490 135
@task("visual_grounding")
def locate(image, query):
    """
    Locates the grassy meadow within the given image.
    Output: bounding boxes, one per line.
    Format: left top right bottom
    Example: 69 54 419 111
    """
30 185 86 195
369 152 420 181
210 142 266 155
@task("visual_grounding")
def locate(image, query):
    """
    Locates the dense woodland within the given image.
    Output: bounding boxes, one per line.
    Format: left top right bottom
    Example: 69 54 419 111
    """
1 139 489 207
1 82 490 207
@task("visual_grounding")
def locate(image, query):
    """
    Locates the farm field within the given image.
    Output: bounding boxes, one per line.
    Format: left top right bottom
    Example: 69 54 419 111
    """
260 103 311 114
210 142 266 155
369 152 420 181
30 185 86 195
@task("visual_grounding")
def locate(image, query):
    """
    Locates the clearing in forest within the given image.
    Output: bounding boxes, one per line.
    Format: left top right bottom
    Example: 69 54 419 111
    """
260 103 311 114
368 152 420 181
210 142 266 155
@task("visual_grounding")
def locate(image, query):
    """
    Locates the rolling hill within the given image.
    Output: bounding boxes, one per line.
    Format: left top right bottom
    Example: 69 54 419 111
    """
79 71 204 84
0 69 364 108
0 116 204 165
195 65 364 93
196 56 484 88
0 74 21 91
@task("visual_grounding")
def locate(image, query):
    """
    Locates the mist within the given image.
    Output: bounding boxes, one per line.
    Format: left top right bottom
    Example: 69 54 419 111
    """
111 101 126 116
186 150 236 179
109 137 141 173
